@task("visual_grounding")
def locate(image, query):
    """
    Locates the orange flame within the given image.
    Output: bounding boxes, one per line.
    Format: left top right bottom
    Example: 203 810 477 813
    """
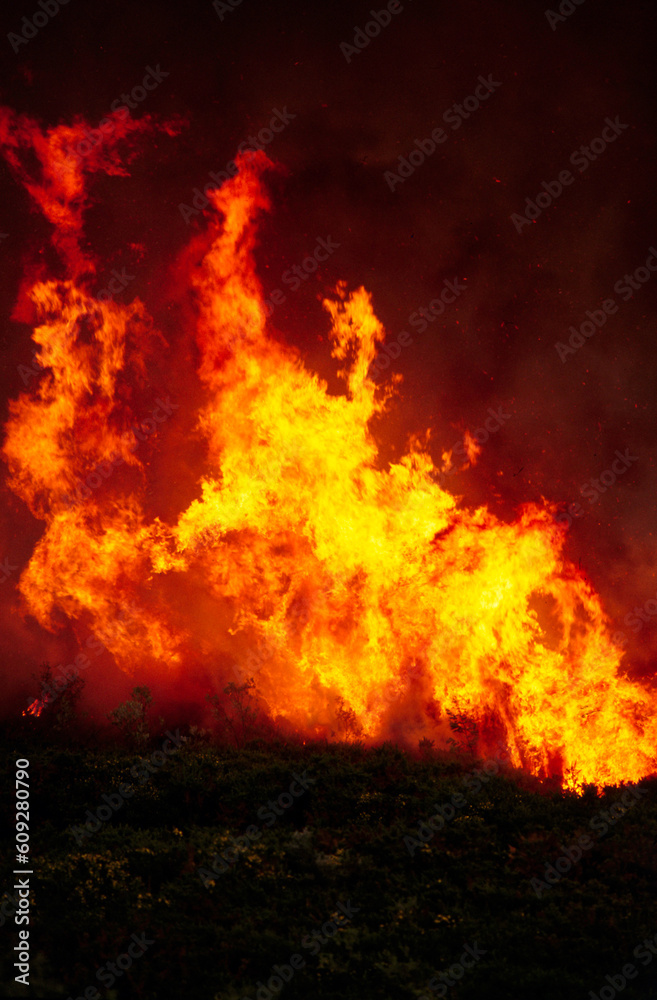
23 699 45 718
2 109 656 788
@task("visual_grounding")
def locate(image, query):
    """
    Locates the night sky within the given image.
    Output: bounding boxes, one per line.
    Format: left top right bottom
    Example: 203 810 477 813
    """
1 0 657 704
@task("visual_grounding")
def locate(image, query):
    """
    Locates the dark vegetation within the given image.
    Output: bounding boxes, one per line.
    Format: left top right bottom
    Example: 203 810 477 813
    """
1 669 656 999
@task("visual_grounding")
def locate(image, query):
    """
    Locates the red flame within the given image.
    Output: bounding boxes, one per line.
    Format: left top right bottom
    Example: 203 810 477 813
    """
2 107 656 789
23 698 45 718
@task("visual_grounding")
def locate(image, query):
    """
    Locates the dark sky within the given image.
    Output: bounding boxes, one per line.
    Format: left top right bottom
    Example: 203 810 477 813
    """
1 0 657 690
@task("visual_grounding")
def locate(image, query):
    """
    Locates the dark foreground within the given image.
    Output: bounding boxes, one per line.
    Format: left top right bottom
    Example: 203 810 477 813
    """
1 731 656 1000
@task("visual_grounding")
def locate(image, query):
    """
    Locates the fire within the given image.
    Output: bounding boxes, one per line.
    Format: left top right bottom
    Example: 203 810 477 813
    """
23 699 44 718
2 107 656 789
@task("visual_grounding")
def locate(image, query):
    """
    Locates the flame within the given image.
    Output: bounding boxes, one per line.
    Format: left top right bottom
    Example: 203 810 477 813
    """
463 428 481 467
2 108 656 789
23 699 45 718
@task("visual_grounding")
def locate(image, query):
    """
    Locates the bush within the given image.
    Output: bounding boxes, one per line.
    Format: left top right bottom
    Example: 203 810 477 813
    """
107 685 153 750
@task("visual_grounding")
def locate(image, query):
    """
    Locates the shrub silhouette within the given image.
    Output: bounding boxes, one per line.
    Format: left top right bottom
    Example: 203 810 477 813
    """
206 679 260 747
108 685 153 749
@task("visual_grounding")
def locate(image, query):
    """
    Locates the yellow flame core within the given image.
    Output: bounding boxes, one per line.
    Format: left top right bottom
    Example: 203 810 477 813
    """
2 146 656 788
